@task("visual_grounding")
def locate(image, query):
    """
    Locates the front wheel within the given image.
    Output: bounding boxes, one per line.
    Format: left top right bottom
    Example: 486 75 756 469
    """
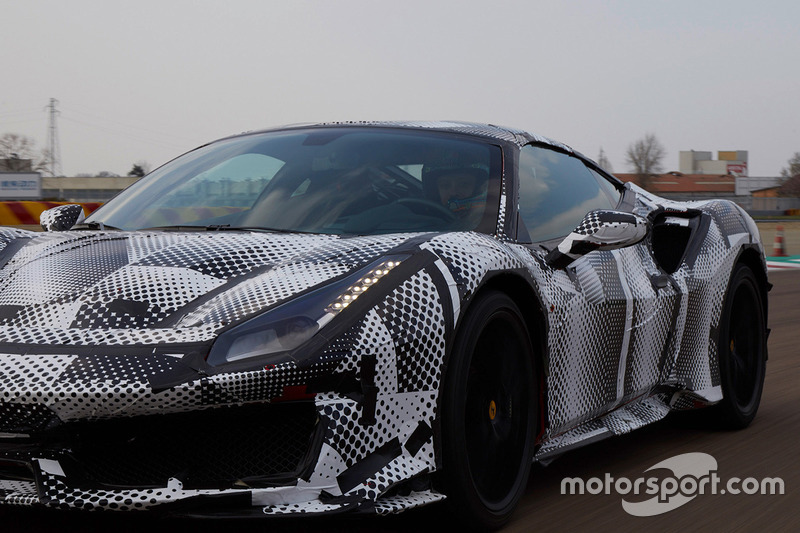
439 291 537 530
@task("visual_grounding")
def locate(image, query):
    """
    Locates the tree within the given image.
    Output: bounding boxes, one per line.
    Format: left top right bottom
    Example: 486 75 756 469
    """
778 176 800 197
780 152 800 179
626 134 666 175
0 133 36 158
127 160 150 177
36 148 55 174
597 147 613 172
0 133 38 171
626 133 666 190
128 164 146 177
0 133 52 173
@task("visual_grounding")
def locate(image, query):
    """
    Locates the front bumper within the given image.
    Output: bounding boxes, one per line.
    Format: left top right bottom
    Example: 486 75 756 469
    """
0 337 443 516
0 394 444 516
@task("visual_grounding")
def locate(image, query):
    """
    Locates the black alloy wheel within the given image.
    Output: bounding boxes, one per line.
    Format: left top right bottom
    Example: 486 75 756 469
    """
439 291 537 530
712 263 767 429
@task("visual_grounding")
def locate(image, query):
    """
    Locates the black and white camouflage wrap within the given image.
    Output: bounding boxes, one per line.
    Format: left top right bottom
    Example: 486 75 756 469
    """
545 210 649 267
0 123 766 517
39 204 85 232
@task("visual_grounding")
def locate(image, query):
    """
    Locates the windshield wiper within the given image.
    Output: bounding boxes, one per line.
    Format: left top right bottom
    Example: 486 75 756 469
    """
135 225 323 234
72 221 123 231
215 226 323 235
136 224 231 232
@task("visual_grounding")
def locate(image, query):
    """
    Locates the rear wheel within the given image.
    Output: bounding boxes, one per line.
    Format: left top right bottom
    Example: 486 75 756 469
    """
439 291 537 530
711 263 767 428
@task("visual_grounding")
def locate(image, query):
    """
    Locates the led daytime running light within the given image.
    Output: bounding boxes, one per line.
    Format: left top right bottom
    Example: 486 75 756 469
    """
326 259 402 313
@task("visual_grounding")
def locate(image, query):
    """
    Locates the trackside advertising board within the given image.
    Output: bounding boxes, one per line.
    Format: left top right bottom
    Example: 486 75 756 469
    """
0 172 41 200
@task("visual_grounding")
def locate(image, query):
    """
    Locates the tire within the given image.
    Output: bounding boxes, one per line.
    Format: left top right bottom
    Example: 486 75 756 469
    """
439 291 537 531
711 263 767 429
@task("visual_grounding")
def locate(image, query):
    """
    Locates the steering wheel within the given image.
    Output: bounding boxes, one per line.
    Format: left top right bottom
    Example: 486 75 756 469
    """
397 198 457 221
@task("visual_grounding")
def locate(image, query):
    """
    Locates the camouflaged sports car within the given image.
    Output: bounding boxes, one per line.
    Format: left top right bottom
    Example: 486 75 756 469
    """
0 122 768 529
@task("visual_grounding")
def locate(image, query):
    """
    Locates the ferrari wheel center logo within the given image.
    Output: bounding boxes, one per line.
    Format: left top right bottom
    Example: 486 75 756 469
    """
488 400 497 420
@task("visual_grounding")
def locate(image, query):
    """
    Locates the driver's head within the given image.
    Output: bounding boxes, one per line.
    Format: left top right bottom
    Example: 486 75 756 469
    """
436 171 478 206
424 167 488 215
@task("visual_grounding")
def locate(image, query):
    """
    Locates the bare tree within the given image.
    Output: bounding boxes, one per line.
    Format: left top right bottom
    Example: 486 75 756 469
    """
597 147 613 172
0 133 51 173
0 133 37 170
0 133 36 158
626 134 665 189
780 152 800 179
36 148 54 174
626 134 666 174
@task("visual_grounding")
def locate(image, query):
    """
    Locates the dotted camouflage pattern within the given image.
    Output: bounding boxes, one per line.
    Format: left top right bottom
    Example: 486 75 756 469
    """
0 125 766 517
548 209 650 265
39 204 85 232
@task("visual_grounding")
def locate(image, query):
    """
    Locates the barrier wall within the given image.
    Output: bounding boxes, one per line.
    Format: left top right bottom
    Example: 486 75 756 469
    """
0 202 102 226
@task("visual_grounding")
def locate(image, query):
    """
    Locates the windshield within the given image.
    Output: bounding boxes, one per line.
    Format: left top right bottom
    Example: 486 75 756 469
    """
87 127 503 235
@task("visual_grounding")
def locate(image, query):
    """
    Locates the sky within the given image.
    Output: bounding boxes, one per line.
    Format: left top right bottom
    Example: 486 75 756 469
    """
1 0 798 177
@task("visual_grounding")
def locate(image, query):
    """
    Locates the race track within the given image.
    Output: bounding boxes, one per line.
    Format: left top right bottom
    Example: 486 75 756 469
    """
2 271 798 532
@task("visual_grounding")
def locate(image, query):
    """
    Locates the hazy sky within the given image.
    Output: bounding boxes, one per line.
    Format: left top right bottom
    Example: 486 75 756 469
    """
1 0 798 177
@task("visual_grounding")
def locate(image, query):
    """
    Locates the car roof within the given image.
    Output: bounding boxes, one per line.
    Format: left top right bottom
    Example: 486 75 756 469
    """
218 120 580 154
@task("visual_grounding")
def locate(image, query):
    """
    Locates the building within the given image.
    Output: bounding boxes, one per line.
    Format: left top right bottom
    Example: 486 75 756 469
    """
41 176 141 202
615 171 800 215
616 147 800 214
679 150 748 176
615 172 736 199
750 176 800 212
735 175 785 196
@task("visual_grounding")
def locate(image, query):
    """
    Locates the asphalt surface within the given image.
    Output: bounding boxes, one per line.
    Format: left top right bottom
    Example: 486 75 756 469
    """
2 271 798 532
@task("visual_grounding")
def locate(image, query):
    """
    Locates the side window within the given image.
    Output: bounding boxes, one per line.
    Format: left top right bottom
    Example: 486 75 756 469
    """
518 145 617 242
590 168 622 206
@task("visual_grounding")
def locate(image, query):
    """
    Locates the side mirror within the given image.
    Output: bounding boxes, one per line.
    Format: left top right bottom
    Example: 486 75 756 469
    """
40 204 86 232
546 210 648 268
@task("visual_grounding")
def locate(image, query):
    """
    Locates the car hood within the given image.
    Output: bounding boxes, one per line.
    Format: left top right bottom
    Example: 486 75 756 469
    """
0 228 422 348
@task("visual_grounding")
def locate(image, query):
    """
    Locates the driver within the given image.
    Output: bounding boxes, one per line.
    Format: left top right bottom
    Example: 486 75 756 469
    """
425 167 488 218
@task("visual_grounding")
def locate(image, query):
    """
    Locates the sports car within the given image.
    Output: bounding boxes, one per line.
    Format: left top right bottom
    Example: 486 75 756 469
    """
0 122 768 529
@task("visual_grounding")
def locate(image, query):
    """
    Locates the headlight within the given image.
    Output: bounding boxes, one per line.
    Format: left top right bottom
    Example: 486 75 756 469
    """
224 315 319 362
325 259 403 313
206 256 407 366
